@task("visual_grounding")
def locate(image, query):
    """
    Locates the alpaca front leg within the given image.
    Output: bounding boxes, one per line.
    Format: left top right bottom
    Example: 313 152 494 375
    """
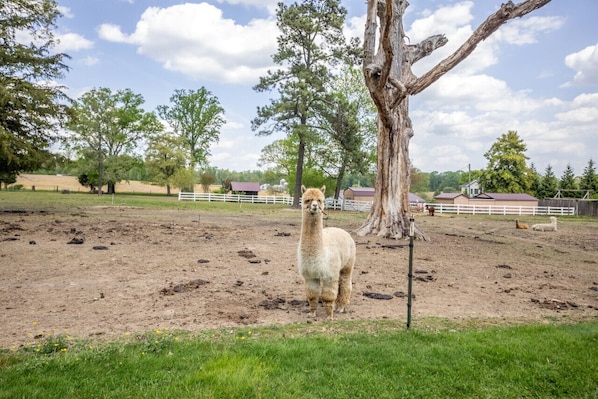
304 278 320 318
321 280 338 321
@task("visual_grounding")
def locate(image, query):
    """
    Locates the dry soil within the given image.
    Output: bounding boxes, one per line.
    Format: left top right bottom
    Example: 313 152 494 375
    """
1 206 597 348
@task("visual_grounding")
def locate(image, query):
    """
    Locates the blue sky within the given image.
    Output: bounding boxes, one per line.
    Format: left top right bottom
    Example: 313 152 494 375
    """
52 0 598 177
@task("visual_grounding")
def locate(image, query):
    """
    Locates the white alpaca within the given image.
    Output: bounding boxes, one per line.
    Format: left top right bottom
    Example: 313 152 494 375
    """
297 186 356 320
532 216 558 231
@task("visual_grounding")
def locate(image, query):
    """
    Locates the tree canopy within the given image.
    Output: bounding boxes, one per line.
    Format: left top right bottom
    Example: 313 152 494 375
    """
480 131 532 193
66 87 161 194
0 0 71 184
157 88 225 170
580 159 598 195
252 0 357 207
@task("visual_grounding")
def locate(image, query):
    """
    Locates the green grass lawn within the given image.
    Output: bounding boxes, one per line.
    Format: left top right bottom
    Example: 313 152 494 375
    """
1 320 596 398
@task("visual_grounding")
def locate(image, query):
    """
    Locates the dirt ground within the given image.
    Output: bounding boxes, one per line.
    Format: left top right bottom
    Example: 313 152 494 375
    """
1 206 597 348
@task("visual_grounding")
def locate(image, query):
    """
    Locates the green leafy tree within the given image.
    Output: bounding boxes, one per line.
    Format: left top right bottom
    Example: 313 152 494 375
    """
579 159 598 197
480 131 532 193
559 163 578 197
410 168 429 194
171 168 196 192
252 0 355 207
199 173 216 193
258 139 299 185
157 88 225 170
537 164 558 199
0 0 71 181
316 66 376 199
67 88 161 194
145 134 187 196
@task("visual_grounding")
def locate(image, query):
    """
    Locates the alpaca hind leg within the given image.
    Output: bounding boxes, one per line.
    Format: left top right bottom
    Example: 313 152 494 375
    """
304 278 320 318
321 280 338 321
335 266 353 313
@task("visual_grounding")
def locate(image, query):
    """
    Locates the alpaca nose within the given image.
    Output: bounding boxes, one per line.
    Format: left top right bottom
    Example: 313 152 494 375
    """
310 202 318 211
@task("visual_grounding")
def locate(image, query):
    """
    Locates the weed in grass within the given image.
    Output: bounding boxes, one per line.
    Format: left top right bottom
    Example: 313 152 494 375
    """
136 329 179 354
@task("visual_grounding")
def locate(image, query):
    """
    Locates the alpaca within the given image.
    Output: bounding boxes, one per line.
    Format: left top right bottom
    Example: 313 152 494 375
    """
532 216 557 232
515 219 529 229
297 186 356 320
425 205 435 216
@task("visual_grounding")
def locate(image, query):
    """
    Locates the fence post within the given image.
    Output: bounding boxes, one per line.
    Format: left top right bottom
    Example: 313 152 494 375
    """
407 218 415 329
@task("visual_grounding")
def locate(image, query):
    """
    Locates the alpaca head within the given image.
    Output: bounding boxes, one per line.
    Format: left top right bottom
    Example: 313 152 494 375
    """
301 185 326 215
550 216 557 223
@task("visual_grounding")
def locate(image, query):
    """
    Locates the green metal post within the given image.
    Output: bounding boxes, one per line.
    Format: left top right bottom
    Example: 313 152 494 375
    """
407 218 414 329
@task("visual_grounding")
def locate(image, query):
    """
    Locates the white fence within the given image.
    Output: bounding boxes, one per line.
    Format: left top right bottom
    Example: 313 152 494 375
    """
426 203 575 216
179 192 575 216
325 199 574 216
178 191 293 205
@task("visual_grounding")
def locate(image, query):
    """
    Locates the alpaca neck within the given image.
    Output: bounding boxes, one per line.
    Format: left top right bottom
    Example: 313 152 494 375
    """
300 212 324 248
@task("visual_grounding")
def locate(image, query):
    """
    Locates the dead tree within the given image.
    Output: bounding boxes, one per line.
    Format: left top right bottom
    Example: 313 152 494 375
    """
359 0 552 239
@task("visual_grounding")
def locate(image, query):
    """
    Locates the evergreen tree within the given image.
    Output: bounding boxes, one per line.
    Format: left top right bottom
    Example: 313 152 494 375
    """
252 0 356 207
537 165 558 199
0 0 71 184
580 159 598 198
529 163 541 198
559 163 578 197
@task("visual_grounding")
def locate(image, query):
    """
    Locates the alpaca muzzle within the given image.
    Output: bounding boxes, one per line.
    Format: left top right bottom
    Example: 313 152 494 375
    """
309 201 327 215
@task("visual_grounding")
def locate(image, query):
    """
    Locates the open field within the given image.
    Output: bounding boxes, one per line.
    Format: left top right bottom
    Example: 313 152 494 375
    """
15 173 177 194
0 191 597 349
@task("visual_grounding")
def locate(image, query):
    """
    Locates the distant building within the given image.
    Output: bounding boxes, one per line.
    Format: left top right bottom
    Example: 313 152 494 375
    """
230 182 260 196
343 187 426 204
472 192 538 207
435 192 470 205
434 192 538 207
460 179 481 197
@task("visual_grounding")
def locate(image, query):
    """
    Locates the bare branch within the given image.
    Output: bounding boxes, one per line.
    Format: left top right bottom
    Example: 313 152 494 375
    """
406 34 448 65
408 0 552 95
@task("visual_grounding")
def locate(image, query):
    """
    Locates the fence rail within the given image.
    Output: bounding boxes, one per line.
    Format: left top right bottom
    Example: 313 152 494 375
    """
427 203 575 216
180 193 575 216
178 192 293 205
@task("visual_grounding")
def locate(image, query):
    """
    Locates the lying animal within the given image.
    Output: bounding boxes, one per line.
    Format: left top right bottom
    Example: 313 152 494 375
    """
515 219 529 229
532 216 557 232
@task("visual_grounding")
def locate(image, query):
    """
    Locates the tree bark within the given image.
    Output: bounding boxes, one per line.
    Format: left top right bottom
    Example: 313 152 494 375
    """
359 0 551 239
293 139 306 208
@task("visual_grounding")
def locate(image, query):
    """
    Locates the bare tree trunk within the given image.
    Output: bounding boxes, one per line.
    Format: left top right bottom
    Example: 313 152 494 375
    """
359 0 551 239
292 139 306 208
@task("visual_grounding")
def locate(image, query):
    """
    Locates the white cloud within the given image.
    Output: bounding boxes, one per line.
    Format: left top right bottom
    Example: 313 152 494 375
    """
98 3 278 84
55 32 93 52
494 16 564 45
58 6 74 19
79 56 99 66
97 23 131 43
564 43 598 86
215 0 278 14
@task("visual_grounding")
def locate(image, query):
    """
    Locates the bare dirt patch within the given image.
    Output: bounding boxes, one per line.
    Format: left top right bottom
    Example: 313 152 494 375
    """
0 207 596 347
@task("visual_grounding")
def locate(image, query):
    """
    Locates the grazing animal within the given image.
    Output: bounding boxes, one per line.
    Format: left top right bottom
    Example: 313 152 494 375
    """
297 186 356 320
425 205 435 216
515 219 529 229
532 216 557 232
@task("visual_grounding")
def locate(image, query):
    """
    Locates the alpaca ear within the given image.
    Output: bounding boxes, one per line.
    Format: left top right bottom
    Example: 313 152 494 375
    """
320 185 326 195
301 185 306 194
